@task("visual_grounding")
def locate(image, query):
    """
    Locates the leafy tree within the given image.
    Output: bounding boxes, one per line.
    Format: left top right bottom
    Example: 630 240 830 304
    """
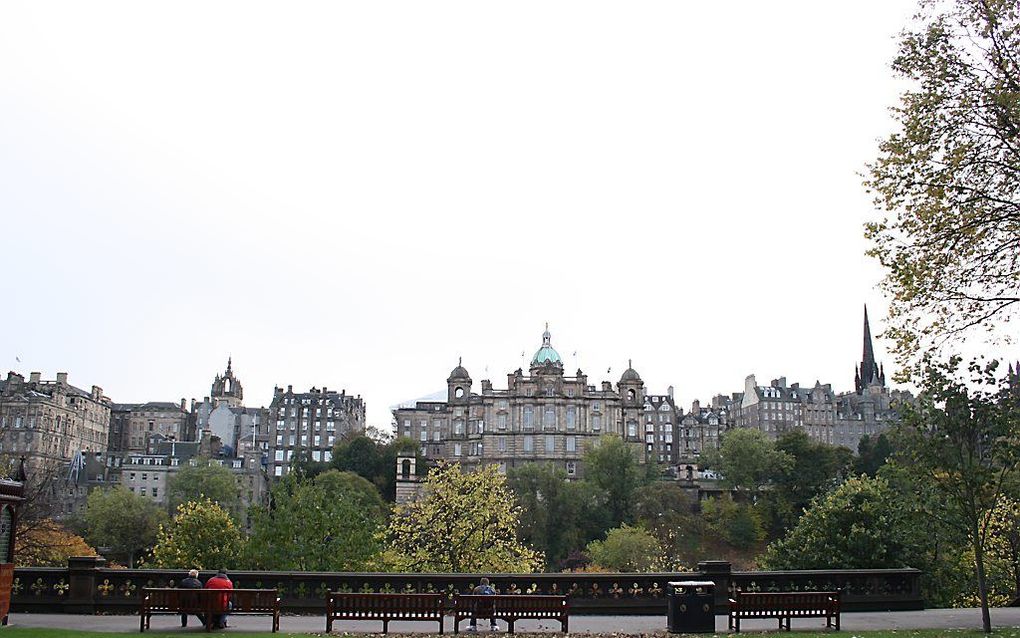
760 476 925 570
983 496 1020 605
586 525 660 572
384 461 542 573
864 0 1020 364
767 431 852 533
151 499 242 570
582 435 650 527
632 482 701 570
705 428 792 498
16 519 95 567
245 470 384 571
509 463 593 570
893 357 1020 632
82 487 165 567
166 461 241 518
701 496 765 550
855 433 895 477
332 434 423 501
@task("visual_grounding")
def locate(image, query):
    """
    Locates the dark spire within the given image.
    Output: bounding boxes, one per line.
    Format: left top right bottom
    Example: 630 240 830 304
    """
226 356 233 375
857 305 884 392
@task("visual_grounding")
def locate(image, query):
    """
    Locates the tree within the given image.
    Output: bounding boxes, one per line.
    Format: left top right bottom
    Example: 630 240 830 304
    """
151 499 242 570
384 462 542 573
984 496 1020 605
16 519 95 567
855 433 895 477
760 476 925 570
768 431 852 533
332 434 424 501
166 461 241 519
632 482 701 570
706 429 792 498
245 470 384 571
864 0 1020 364
582 435 650 527
82 487 165 567
701 496 766 551
586 525 660 573
892 357 1020 632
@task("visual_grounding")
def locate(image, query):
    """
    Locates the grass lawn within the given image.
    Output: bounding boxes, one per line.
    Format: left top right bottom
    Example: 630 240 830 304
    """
2 631 1020 638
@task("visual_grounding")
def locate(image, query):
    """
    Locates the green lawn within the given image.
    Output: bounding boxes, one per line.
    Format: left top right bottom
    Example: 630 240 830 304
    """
2 631 1020 638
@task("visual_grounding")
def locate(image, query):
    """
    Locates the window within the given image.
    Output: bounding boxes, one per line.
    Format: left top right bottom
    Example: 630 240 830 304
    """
152 488 158 498
274 465 283 477
420 430 428 442
592 402 600 412
523 435 534 452
454 420 464 435
545 435 555 453
523 406 534 429
498 437 507 452
324 450 332 462
566 461 576 476
497 400 508 410
140 487 146 496
543 407 555 428
566 407 576 430
592 415 601 431
497 413 507 430
454 443 462 457
433 431 441 442
566 436 576 453
627 421 637 437
275 450 284 461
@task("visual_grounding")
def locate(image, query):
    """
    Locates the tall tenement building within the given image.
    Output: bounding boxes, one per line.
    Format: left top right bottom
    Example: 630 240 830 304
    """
392 326 671 478
268 385 366 477
0 371 111 475
728 306 911 450
108 400 189 452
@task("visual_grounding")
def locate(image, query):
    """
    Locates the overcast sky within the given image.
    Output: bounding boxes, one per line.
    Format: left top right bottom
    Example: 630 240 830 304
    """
3 1 983 428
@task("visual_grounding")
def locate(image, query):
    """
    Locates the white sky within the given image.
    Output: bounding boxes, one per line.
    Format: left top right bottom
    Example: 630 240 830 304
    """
1 1 971 428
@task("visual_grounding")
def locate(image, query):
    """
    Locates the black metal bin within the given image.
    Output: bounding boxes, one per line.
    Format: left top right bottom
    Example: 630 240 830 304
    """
666 580 715 633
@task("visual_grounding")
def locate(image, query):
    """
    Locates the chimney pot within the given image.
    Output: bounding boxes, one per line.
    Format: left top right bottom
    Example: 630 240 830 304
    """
30 372 42 383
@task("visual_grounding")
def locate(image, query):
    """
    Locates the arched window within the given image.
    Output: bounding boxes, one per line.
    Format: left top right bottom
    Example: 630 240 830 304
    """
400 459 412 480
627 389 636 401
455 387 465 399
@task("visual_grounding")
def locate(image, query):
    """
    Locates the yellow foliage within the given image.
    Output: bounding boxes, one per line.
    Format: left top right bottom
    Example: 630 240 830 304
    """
16 520 96 567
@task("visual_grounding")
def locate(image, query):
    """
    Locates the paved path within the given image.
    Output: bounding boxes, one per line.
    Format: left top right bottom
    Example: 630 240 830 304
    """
8 608 1020 634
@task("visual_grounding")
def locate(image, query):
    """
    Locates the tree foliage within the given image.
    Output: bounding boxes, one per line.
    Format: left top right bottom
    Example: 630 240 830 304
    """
864 0 1020 363
855 433 895 477
586 525 660 573
892 357 1020 631
82 487 165 567
384 462 541 573
582 435 652 527
701 496 766 551
706 428 792 497
767 431 852 534
632 482 701 571
760 476 925 570
166 461 241 518
16 519 95 567
332 435 423 501
245 470 384 571
151 499 242 570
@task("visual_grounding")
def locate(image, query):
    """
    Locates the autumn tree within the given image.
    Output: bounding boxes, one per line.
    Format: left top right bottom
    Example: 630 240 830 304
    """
384 461 542 573
16 519 95 567
892 357 1020 632
151 499 242 570
864 0 1020 364
82 487 165 567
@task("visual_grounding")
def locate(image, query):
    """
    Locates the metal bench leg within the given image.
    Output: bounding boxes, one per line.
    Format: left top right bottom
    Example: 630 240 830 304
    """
508 620 515 635
383 619 389 634
326 616 333 633
139 612 145 633
562 616 568 633
439 617 445 634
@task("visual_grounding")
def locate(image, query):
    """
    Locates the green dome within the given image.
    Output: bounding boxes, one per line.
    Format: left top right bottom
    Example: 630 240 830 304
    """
531 325 562 366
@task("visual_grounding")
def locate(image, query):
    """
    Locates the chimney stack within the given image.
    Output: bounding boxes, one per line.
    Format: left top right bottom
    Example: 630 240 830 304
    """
29 372 41 383
56 372 68 384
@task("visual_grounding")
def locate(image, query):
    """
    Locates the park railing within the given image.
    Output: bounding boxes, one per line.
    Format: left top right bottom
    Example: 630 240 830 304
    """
11 557 923 615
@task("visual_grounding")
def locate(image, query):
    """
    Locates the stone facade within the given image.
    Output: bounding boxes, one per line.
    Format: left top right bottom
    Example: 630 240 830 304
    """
107 401 189 452
392 327 663 478
0 371 111 475
267 385 366 478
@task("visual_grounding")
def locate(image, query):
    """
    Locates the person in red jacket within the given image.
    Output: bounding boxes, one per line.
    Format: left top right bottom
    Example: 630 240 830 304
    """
204 569 234 629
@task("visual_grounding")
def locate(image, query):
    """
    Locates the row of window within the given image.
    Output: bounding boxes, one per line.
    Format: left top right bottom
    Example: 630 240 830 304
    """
274 434 335 447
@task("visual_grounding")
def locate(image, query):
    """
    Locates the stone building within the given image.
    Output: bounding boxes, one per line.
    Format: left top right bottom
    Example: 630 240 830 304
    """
268 385 366 478
392 326 667 478
727 307 911 450
0 371 111 475
108 401 189 452
678 398 728 460
191 359 266 453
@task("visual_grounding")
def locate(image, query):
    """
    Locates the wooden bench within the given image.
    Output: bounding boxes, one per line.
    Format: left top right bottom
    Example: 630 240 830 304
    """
140 588 280 633
454 594 568 634
326 591 446 634
728 590 840 632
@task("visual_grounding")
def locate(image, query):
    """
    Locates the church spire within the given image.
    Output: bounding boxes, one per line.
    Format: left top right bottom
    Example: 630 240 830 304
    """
857 305 884 392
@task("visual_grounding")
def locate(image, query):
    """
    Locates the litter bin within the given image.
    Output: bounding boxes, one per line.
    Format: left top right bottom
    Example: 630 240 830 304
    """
666 581 715 633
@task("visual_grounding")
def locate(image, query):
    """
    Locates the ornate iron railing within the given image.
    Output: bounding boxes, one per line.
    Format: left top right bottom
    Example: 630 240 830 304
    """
11 558 924 615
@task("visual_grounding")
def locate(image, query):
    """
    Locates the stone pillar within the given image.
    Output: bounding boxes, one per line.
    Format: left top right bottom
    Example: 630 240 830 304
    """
66 555 105 614
697 560 731 613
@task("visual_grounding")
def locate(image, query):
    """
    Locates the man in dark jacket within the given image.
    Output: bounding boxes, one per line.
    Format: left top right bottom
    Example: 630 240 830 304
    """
205 569 234 629
177 569 204 627
468 577 499 632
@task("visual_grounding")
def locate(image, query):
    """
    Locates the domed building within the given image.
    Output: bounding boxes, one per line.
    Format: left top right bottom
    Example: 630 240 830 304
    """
393 326 682 477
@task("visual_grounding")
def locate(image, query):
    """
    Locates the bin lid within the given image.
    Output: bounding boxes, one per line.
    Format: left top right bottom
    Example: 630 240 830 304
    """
668 581 715 587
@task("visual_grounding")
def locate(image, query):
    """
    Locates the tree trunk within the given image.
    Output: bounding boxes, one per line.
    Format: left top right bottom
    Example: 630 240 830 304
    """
975 541 992 633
